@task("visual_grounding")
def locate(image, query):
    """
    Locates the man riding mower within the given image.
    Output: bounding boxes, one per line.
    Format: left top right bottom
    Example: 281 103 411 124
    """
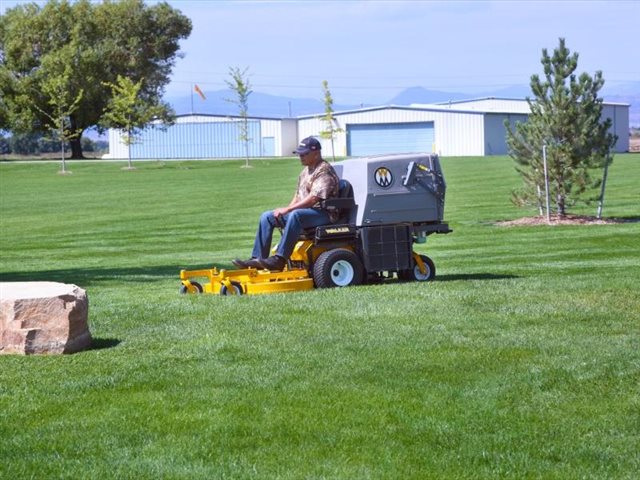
180 147 451 295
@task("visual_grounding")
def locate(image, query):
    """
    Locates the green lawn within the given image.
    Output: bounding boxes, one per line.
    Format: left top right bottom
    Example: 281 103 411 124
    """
1 155 639 479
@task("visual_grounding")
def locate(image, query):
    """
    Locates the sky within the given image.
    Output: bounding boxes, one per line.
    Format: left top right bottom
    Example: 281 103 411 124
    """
1 0 638 104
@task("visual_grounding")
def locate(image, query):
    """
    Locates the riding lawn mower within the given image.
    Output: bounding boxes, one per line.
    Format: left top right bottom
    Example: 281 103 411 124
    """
179 152 451 295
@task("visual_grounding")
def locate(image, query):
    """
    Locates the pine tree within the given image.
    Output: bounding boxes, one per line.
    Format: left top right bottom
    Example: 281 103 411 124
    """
505 38 617 216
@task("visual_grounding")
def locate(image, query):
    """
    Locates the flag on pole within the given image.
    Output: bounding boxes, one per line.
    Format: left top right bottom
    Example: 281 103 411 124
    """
194 84 206 101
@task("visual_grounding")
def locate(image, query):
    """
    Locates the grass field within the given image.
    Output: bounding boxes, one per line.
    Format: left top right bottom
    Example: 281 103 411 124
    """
1 154 639 479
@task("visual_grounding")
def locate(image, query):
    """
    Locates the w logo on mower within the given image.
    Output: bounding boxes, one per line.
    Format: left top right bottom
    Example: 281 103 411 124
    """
374 167 393 188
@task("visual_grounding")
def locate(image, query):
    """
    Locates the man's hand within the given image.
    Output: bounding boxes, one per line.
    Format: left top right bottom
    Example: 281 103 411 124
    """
273 207 289 218
273 194 321 219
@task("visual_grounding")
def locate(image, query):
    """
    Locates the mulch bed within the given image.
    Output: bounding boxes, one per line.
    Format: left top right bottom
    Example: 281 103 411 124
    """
496 214 638 227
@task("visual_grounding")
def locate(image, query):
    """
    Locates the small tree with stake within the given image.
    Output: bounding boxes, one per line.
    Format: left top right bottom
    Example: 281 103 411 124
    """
319 80 343 161
34 52 83 175
505 38 617 217
101 75 168 170
225 66 253 168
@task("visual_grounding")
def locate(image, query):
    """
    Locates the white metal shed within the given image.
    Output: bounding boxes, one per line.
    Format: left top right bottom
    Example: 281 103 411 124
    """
105 97 630 159
300 98 629 157
438 97 630 153
298 106 488 157
104 114 298 160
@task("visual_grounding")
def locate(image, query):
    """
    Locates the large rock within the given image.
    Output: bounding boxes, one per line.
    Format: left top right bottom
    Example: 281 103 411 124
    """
1 282 91 355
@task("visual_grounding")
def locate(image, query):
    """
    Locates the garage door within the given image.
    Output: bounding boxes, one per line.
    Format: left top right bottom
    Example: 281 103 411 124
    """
347 122 435 156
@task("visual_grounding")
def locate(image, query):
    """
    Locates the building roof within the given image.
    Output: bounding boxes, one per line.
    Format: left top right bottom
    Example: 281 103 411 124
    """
176 97 630 122
296 104 488 119
428 96 630 114
175 113 284 121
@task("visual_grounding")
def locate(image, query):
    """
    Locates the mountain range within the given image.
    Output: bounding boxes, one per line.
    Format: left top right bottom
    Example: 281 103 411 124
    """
164 81 639 126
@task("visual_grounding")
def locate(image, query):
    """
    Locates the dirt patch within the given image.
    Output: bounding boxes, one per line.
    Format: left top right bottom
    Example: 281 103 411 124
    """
496 214 638 227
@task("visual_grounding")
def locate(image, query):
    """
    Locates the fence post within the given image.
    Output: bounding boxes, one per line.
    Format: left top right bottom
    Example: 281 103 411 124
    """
596 152 611 219
543 143 551 223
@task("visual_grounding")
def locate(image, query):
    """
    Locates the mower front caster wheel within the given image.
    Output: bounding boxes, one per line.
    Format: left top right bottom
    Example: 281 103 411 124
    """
180 281 203 294
313 248 364 288
220 281 243 296
399 255 436 282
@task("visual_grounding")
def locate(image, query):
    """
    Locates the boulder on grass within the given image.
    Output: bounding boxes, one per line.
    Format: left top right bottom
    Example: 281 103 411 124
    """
0 282 91 355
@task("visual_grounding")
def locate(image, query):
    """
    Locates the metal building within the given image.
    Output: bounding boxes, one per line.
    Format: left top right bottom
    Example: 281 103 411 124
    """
104 114 298 159
297 104 526 157
104 98 630 159
299 98 629 157
441 98 630 153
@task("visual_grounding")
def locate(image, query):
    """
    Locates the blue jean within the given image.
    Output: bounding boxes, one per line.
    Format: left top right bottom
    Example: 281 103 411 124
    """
251 208 332 259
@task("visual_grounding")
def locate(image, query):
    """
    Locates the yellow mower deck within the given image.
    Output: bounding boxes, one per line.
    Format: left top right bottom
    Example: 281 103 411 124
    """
179 249 429 296
180 240 332 295
180 265 314 296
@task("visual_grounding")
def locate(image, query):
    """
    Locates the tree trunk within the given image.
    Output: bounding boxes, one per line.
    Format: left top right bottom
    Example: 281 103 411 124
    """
330 135 336 161
555 169 566 217
556 193 566 217
69 116 85 159
69 136 84 159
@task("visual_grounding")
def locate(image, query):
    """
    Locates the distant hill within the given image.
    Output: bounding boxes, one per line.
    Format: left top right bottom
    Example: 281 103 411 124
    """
387 86 471 105
478 84 533 99
602 94 640 126
601 81 640 127
165 88 364 118
602 80 640 97
164 82 639 126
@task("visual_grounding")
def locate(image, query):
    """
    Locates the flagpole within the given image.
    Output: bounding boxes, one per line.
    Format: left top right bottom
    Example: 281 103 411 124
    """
190 83 194 114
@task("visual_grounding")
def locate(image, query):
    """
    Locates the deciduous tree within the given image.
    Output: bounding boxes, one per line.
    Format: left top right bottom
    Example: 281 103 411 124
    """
35 55 83 174
225 66 253 168
505 38 617 216
0 81 8 130
101 75 168 170
0 0 190 158
319 80 343 161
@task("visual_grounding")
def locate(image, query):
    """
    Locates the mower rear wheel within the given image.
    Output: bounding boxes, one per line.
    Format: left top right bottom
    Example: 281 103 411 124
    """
399 255 436 282
220 281 243 296
313 248 364 288
180 281 203 294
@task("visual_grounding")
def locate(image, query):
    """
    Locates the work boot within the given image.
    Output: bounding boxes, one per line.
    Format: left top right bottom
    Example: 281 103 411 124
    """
232 258 262 269
259 255 286 271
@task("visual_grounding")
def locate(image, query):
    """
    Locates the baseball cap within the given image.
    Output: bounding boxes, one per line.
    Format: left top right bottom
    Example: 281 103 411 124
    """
293 136 321 155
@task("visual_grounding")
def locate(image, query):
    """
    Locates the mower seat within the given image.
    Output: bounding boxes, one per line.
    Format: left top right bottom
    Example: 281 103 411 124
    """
299 179 356 240
322 179 356 225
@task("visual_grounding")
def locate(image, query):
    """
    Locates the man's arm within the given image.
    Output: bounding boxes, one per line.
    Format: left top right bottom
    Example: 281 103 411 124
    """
273 193 320 218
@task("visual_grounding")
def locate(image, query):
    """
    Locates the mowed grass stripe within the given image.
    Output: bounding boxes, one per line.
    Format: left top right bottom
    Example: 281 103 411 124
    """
1 154 639 479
